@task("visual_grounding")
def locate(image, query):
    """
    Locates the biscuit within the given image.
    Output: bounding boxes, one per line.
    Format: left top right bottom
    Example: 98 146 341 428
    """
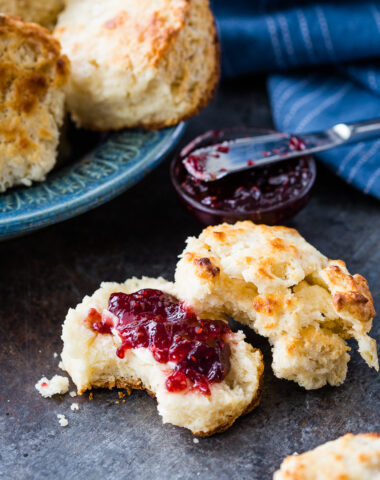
175 221 378 389
0 14 69 192
61 276 264 436
54 0 219 130
0 0 64 29
273 433 380 479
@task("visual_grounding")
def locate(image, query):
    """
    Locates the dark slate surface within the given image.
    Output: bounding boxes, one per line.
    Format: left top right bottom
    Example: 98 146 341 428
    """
1 77 379 480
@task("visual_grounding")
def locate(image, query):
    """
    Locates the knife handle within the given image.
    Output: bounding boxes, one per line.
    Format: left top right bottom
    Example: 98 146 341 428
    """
339 118 380 143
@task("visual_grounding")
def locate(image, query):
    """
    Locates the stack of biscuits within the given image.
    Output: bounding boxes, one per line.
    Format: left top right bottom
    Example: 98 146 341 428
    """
0 0 219 191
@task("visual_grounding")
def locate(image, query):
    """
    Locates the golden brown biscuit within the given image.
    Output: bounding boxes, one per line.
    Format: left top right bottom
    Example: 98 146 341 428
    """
175 221 378 389
0 0 64 29
54 0 219 130
273 433 380 480
0 14 69 192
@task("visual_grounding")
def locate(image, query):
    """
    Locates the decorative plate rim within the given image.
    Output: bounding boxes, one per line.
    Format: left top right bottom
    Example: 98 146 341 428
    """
0 123 186 239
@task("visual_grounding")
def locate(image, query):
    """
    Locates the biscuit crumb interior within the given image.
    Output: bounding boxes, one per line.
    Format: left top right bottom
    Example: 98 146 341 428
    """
175 221 378 389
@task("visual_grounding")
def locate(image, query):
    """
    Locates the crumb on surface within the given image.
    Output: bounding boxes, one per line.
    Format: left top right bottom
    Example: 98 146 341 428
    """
35 375 69 398
69 390 77 397
53 352 58 358
115 400 120 404
70 403 79 411
193 438 200 444
89 392 93 400
118 391 126 399
57 414 68 427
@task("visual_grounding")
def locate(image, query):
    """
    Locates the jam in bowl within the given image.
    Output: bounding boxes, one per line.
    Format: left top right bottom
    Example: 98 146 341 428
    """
170 127 316 225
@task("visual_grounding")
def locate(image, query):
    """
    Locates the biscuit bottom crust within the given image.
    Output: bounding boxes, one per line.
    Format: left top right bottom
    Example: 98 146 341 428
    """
77 368 263 437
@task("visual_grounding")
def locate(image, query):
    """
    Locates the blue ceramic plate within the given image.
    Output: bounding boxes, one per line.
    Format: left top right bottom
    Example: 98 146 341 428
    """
0 124 185 240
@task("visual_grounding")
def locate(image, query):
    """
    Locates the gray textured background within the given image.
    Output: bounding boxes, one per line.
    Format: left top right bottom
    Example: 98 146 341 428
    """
1 77 379 480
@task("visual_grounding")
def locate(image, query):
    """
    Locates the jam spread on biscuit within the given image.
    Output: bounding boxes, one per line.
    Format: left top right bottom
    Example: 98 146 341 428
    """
90 289 231 395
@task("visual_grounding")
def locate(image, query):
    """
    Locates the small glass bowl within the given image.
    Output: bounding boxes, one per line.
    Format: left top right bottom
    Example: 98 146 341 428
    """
170 127 316 226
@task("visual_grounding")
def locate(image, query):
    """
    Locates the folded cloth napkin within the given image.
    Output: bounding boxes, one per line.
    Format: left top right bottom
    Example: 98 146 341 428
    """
212 0 380 199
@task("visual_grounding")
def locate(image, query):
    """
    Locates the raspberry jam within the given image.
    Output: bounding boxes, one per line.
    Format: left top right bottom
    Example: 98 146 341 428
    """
171 128 316 226
90 289 231 395
180 155 312 213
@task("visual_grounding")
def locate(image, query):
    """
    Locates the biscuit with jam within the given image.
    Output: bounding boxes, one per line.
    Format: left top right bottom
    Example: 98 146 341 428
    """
61 276 264 436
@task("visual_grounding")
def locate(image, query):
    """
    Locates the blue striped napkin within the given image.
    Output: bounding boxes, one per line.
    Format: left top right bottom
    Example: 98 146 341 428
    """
212 1 380 199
